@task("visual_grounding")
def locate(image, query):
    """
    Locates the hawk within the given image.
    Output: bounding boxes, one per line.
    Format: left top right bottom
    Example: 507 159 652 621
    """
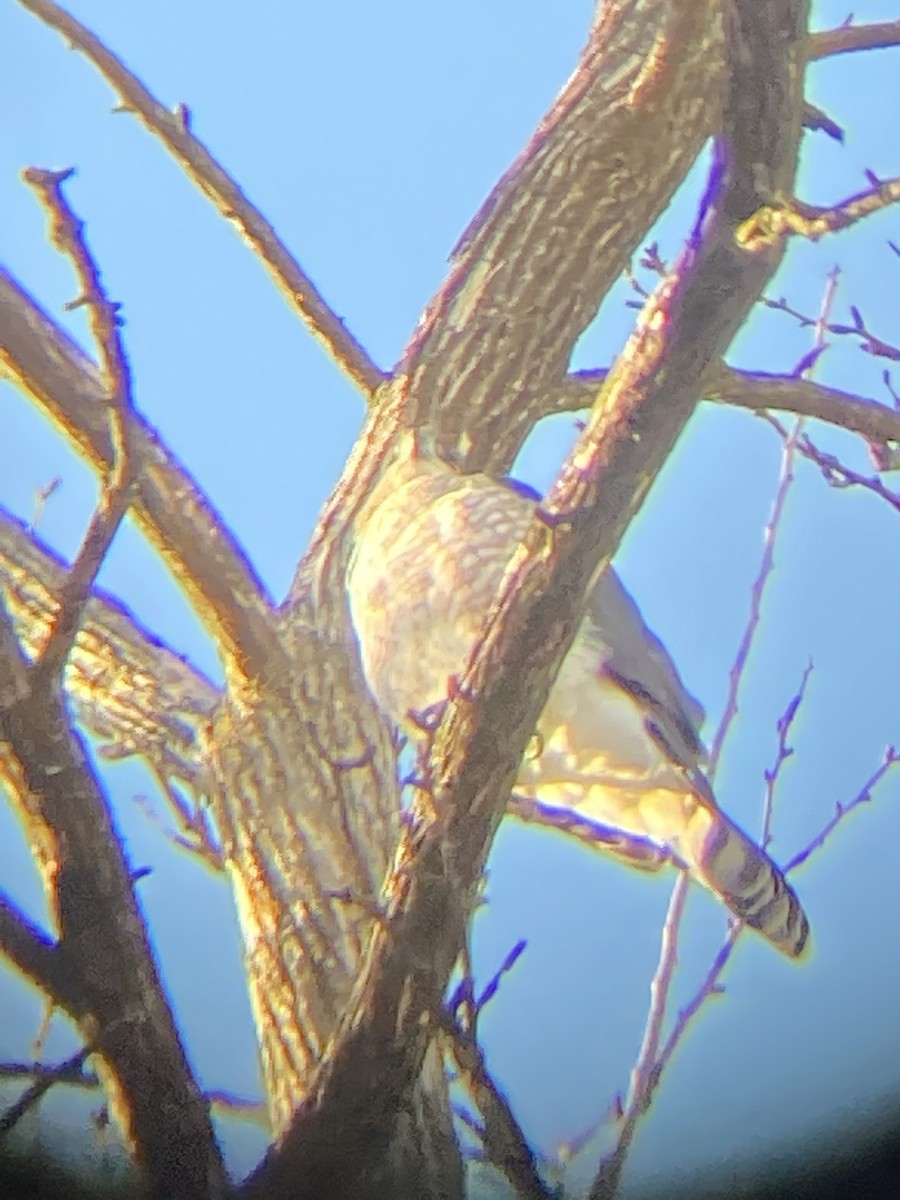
347 446 809 958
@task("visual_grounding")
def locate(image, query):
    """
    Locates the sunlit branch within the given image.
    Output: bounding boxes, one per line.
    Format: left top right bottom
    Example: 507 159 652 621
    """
558 366 900 448
0 506 218 789
21 167 137 681
737 177 900 253
0 266 279 680
808 19 900 61
17 0 385 401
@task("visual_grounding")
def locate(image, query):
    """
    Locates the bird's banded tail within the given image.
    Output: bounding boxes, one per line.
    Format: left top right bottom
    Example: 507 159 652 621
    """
681 802 810 959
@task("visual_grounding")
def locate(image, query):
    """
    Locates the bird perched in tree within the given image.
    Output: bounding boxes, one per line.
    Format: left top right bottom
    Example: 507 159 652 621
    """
347 443 809 959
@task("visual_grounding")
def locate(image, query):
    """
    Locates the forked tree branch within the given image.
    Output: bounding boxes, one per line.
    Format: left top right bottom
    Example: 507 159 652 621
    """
0 191 227 1197
251 6 811 1196
0 266 279 681
0 506 218 787
20 167 138 681
17 0 386 401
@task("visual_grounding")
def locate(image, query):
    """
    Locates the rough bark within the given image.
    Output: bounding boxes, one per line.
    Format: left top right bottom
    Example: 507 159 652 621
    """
0 1 817 1198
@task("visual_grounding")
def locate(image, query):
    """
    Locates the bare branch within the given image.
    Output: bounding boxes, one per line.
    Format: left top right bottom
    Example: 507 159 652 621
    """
761 663 814 850
604 270 839 1187
0 893 75 1009
653 924 740 1086
0 1040 100 1138
808 19 900 61
654 745 900 1090
0 1061 268 1126
253 5 811 1192
442 1010 553 1200
0 1057 98 1092
765 415 900 514
388 1 726 471
17 0 385 400
761 293 900 362
738 176 900 252
0 686 226 1195
1 267 279 681
802 100 844 142
591 873 690 1200
707 409 799 775
706 368 900 440
136 772 224 873
785 747 900 874
555 367 900 448
20 167 137 680
0 506 217 790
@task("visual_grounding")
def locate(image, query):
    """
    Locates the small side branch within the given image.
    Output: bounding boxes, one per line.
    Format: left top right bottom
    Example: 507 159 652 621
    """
808 20 900 61
785 747 900 874
555 367 900 449
441 1010 553 1200
18 0 385 401
21 167 137 680
738 177 900 253
0 1041 99 1138
0 893 75 1009
590 873 690 1200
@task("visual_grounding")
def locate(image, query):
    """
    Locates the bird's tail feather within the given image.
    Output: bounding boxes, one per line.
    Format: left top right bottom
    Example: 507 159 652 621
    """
678 800 810 959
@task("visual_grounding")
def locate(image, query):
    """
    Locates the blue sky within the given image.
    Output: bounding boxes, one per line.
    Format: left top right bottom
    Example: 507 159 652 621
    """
2 2 900 1194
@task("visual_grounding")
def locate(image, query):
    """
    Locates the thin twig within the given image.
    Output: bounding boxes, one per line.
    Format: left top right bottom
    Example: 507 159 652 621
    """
761 662 814 850
655 744 900 1082
0 1059 98 1090
765 415 900 514
0 1062 268 1127
784 747 900 874
141 770 224 873
589 873 690 1200
441 1010 554 1200
474 939 527 1016
0 1041 99 1137
30 476 62 534
592 270 840 1197
18 0 385 400
21 167 136 681
706 418 799 776
761 293 900 363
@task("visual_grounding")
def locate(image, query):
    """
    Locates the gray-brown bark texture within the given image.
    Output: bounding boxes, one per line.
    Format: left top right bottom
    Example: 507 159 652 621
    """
0 2 812 1198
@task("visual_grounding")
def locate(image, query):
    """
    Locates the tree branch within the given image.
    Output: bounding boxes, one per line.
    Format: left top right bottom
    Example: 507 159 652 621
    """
556 366 900 447
20 167 138 681
0 893 76 1009
393 0 726 472
17 0 385 401
808 19 900 61
441 1011 553 1200
0 688 228 1197
1 266 279 681
253 4 810 1195
0 505 218 790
